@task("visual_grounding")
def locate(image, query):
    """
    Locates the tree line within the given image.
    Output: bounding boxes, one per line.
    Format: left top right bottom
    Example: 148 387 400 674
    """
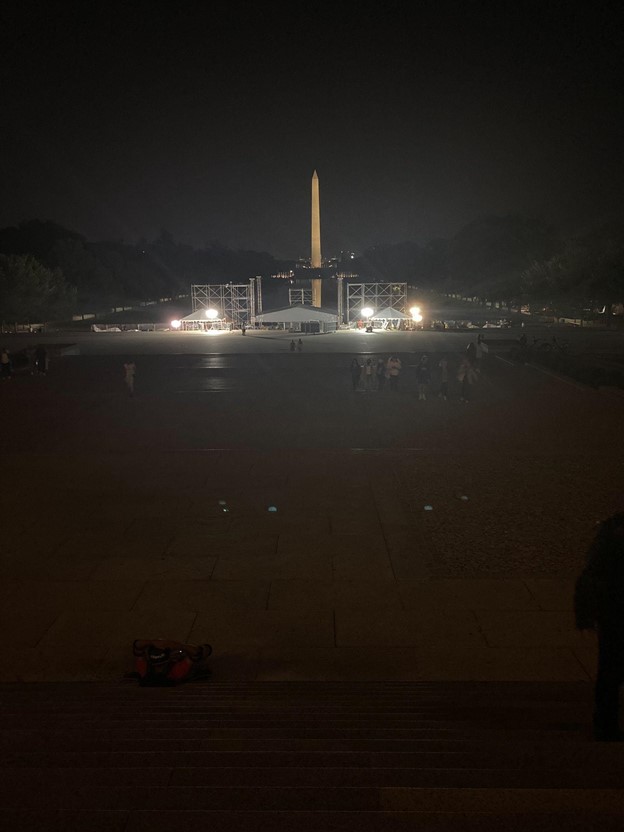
0 221 279 322
357 214 624 311
1 214 623 322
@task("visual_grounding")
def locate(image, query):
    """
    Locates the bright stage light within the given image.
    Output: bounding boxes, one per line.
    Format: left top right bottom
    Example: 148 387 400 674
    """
170 319 181 329
410 306 421 317
361 307 374 318
413 313 423 322
205 308 219 319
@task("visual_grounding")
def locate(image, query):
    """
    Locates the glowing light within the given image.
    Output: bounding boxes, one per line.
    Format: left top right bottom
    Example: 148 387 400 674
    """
410 306 421 317
413 313 423 323
268 506 278 512
170 319 181 329
361 307 374 318
424 505 433 511
205 308 219 319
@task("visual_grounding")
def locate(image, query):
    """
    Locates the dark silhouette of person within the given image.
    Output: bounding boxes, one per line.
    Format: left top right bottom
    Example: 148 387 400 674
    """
386 355 401 391
290 340 296 351
297 338 303 351
575 512 624 741
35 344 47 374
518 332 528 363
350 358 362 390
376 357 386 391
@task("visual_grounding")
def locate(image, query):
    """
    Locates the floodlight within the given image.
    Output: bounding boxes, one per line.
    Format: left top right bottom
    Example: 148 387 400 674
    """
410 306 421 317
170 319 181 329
205 308 219 319
361 307 374 318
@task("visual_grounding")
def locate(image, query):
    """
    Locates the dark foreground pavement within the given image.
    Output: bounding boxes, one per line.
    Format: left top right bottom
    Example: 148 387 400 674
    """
1 332 623 682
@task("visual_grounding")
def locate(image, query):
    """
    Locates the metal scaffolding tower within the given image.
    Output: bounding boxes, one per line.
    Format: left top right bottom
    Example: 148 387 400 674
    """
191 284 252 327
289 288 313 306
255 276 263 313
248 278 256 321
346 283 407 322
336 276 344 324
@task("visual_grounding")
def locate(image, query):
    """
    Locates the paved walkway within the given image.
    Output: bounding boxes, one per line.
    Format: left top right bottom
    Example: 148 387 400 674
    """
1 333 621 682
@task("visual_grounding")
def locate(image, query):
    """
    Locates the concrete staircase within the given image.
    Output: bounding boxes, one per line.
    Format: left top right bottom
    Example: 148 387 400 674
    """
1 681 623 830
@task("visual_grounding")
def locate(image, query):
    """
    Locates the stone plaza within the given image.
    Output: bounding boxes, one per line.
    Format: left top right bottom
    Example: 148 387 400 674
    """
1 326 622 683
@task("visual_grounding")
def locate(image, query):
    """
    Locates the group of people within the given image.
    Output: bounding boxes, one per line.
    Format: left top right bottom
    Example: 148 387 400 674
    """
289 339 303 352
350 340 483 401
1 344 48 379
350 355 403 392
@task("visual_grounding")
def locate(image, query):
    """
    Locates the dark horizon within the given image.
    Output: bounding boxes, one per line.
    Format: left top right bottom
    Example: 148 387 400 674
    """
2 2 624 259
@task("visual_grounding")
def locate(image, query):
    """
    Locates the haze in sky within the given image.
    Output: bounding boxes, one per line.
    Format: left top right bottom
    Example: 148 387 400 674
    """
1 1 623 258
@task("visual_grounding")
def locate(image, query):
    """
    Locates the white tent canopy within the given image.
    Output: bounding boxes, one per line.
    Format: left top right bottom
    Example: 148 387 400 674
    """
254 304 338 324
370 306 411 320
180 310 225 322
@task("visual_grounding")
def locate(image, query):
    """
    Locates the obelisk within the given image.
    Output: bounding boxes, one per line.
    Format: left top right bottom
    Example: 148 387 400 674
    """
311 169 322 307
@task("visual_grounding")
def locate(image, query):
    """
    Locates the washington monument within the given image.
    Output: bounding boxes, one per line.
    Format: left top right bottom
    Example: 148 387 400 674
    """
311 170 322 307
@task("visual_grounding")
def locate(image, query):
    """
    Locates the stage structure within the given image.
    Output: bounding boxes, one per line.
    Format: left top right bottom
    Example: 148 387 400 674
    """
336 276 344 324
289 288 312 306
347 283 407 323
191 283 253 328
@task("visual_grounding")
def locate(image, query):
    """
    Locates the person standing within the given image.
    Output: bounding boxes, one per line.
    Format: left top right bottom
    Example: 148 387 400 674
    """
416 355 431 400
376 357 386 391
386 355 402 392
518 332 528 363
290 340 296 352
1 347 11 380
350 358 362 391
457 355 477 402
466 341 477 366
475 334 487 369
124 359 136 397
35 344 47 375
297 338 303 351
575 513 624 741
26 346 36 375
438 357 449 400
364 358 374 390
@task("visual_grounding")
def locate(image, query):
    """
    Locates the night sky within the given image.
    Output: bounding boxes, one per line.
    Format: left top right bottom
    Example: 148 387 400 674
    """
2 1 624 259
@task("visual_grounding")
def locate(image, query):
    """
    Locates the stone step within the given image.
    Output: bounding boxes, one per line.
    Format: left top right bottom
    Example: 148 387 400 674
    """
0 681 594 699
2 810 624 832
0 708 591 725
4 748 624 769
0 784 622 812
3 764 623 789
0 728 589 751
3 720 577 735
1 680 615 827
1 735 601 753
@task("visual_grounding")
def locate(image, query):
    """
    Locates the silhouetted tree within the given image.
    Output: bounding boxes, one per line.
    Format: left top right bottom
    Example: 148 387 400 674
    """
447 214 561 299
0 254 76 321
